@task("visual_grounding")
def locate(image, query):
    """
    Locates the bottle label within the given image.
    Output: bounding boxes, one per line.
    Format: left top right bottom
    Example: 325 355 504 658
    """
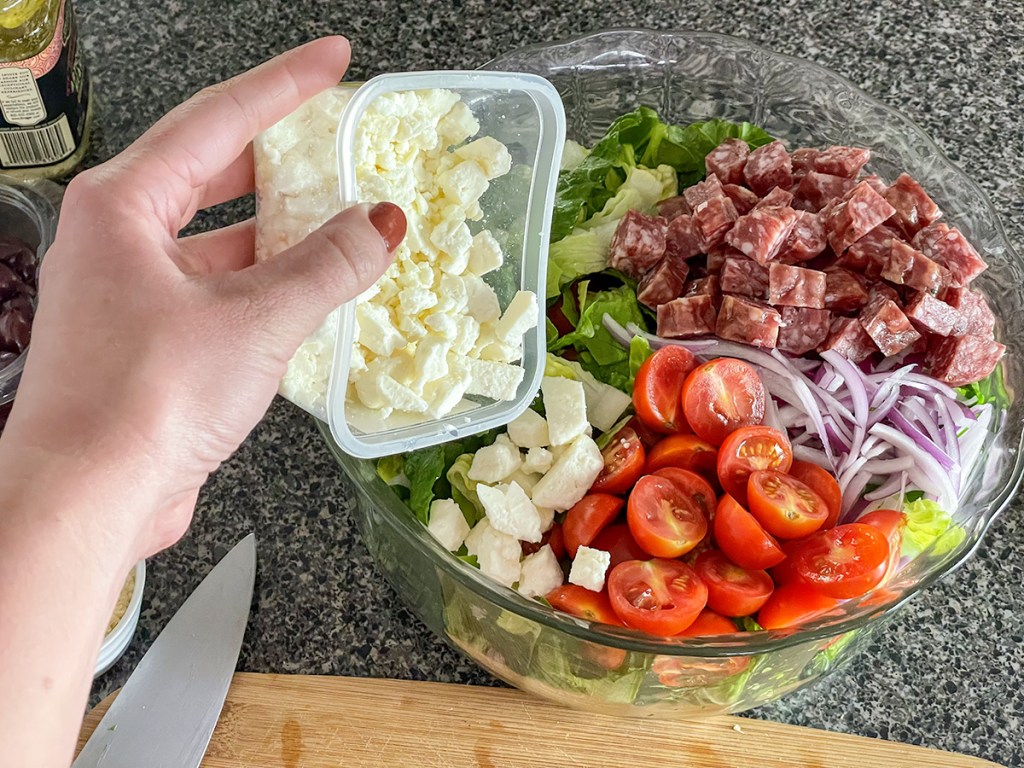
0 0 89 170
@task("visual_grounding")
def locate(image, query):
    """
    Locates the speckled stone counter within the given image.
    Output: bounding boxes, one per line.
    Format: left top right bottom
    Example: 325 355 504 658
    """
82 2 1024 765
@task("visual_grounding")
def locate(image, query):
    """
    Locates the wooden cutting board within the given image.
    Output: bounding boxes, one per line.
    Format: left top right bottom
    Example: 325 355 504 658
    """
77 673 1001 767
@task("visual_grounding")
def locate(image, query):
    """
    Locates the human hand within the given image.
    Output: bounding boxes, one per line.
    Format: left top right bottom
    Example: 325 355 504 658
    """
0 37 404 562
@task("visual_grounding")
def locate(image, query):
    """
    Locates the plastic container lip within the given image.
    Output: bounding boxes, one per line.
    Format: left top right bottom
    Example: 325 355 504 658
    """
327 71 566 459
94 559 146 678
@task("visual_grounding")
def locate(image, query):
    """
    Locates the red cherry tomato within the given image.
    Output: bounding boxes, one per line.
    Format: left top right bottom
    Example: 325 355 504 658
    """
590 427 646 495
788 523 891 599
712 494 786 570
768 539 804 586
757 582 842 630
607 559 708 636
746 470 829 539
788 460 843 529
651 467 717 519
590 524 649 569
645 433 719 483
626 415 664 450
679 608 739 637
717 426 793 504
547 297 575 337
694 550 774 617
563 494 624 558
633 346 697 434
626 474 708 558
652 626 749 687
547 525 566 561
858 509 907 584
681 358 766 446
546 584 623 627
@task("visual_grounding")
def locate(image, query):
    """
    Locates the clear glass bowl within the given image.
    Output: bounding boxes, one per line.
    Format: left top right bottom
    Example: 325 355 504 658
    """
317 29 1024 717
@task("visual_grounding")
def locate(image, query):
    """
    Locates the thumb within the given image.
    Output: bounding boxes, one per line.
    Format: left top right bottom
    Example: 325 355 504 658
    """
225 202 405 345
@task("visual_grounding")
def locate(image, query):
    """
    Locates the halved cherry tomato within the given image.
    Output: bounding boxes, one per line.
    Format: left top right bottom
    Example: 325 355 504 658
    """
626 415 664 450
788 460 843 529
768 539 804 586
717 426 792 504
627 475 708 558
789 523 890 599
712 494 786 570
590 524 649 568
546 584 623 626
694 550 774 617
681 358 766 446
547 296 575 337
652 467 717 519
590 427 646 495
757 582 842 630
747 470 829 539
547 525 566 561
858 509 907 584
679 609 739 637
645 433 719 482
607 559 708 636
563 494 624 558
633 346 697 434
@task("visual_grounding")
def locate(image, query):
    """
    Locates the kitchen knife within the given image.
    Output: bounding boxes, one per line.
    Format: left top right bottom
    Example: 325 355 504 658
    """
74 533 256 768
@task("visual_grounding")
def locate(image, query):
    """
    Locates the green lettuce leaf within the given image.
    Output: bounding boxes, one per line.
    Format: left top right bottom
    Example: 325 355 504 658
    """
642 119 775 187
447 454 486 526
902 498 967 559
559 139 591 172
375 454 409 488
956 364 1010 409
627 335 653 390
402 446 447 524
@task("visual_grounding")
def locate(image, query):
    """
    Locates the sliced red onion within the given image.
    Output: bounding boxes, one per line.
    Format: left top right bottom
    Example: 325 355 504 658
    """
864 473 908 502
887 410 954 471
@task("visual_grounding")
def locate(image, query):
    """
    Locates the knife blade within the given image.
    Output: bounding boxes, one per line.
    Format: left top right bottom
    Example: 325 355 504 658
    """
74 533 256 768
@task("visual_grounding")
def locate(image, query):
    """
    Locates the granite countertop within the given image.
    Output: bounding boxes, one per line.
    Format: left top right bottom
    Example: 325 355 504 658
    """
82 1 1023 764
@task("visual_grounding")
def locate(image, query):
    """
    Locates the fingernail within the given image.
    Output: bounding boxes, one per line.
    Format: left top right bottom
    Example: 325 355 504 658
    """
368 202 406 253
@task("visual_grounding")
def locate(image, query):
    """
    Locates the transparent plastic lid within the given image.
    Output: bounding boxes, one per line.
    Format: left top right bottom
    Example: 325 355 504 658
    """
327 71 565 459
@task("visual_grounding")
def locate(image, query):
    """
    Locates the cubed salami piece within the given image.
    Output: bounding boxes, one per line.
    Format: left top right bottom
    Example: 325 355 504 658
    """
724 206 800 266
912 222 987 287
657 295 718 338
778 306 833 355
927 333 1005 386
839 225 897 278
693 196 740 250
743 141 793 196
869 282 902 307
791 147 820 175
778 210 827 262
796 171 856 211
716 295 782 348
638 254 689 309
881 239 951 296
818 317 878 363
824 267 870 314
826 181 897 254
664 214 703 261
944 286 995 336
608 210 668 279
813 146 872 178
861 175 887 196
706 243 743 273
683 275 721 301
723 183 760 215
721 256 769 299
657 195 691 222
705 138 750 186
768 263 827 308
858 297 921 356
903 291 961 337
755 186 796 210
884 173 941 237
684 174 726 209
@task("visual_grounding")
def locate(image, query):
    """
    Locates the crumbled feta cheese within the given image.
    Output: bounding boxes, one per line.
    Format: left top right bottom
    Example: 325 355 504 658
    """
494 291 540 346
522 446 554 475
467 230 504 275
531 434 604 511
464 358 525 401
454 136 513 179
481 480 542 543
541 376 589 446
569 546 611 592
464 274 501 324
518 545 565 598
506 409 549 449
536 505 555 533
464 519 521 587
427 498 470 551
468 434 522 483
506 469 541 497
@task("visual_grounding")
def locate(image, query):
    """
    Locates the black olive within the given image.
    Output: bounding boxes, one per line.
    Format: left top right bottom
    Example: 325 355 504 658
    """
0 306 32 352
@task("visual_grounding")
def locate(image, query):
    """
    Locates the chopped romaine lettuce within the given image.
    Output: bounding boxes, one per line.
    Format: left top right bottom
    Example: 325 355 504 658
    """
446 454 486 525
643 118 774 187
956 364 1010 409
902 498 966 558
559 139 591 172
627 335 653 390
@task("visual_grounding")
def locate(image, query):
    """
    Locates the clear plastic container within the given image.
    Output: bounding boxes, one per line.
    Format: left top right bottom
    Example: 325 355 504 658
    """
328 71 565 459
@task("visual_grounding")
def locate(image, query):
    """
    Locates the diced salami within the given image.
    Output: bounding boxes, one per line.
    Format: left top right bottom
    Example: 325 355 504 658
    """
716 295 782 348
705 139 750 186
721 256 769 299
859 297 921 356
657 195 691 222
825 181 897 254
755 186 795 210
868 282 901 307
768 263 827 308
813 146 871 178
638 254 688 309
723 184 760 215
944 286 995 336
861 175 887 196
791 147 820 175
796 171 856 211
778 306 833 355
743 141 793 196
683 275 721 301
607 210 668 279
706 243 743 273
927 333 1005 387
881 239 951 296
778 210 827 262
903 291 961 337
823 267 870 314
657 295 718 338
839 225 897 278
724 206 800 266
884 173 942 237
693 196 740 250
818 317 878 363
684 174 726 209
912 222 987 287
664 214 704 261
